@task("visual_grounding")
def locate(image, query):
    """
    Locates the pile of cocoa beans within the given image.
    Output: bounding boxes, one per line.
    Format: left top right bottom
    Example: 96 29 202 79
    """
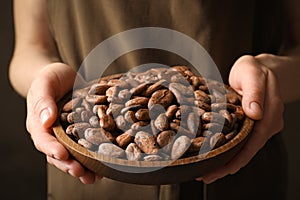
59 66 245 161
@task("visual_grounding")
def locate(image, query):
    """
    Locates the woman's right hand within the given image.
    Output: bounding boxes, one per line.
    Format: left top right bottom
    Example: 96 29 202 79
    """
26 62 99 184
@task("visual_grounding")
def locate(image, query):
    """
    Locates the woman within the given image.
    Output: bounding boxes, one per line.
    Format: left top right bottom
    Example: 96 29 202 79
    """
9 0 300 199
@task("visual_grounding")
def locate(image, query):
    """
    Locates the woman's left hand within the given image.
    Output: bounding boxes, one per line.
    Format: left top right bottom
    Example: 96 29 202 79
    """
197 55 284 184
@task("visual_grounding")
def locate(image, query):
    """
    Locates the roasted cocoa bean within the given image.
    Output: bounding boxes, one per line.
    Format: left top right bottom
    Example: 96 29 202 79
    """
67 111 80 124
125 143 142 161
226 93 240 104
115 115 128 130
98 143 125 158
142 79 167 96
143 154 163 161
194 90 210 103
210 132 226 149
156 130 176 153
134 131 159 154
89 116 100 127
118 89 131 99
131 121 150 132
165 105 178 119
84 128 114 145
135 108 150 121
225 131 237 141
187 112 201 136
81 110 93 122
154 113 169 131
99 114 116 131
188 136 205 153
88 83 110 95
234 106 245 121
85 95 107 105
130 83 148 96
124 110 138 124
105 86 118 97
62 97 82 112
203 123 230 134
78 138 94 150
125 97 149 107
106 103 124 116
81 99 92 112
72 122 91 139
148 89 174 108
73 87 89 98
116 130 134 148
171 135 191 160
202 112 226 125
60 112 69 124
211 103 237 112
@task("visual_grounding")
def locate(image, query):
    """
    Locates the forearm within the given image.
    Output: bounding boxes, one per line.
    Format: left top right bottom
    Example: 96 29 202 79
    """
9 45 60 97
9 0 61 97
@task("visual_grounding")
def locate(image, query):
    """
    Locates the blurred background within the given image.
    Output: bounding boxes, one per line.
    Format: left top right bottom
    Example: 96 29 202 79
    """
1 1 299 199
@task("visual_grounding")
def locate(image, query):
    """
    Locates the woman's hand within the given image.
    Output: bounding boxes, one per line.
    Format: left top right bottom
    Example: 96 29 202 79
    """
26 62 100 184
197 55 284 183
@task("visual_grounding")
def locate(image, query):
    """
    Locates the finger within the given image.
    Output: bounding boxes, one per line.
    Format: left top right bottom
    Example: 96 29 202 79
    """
229 55 266 120
201 136 260 184
26 63 78 159
27 63 78 128
26 92 69 160
79 171 97 184
202 69 284 184
47 155 97 184
47 155 86 178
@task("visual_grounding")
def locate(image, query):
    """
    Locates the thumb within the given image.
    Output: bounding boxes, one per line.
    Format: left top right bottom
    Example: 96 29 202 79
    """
229 56 266 120
26 63 78 160
28 63 78 128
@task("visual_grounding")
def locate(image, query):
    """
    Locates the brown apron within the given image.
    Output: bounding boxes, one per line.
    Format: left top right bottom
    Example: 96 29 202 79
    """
46 0 287 199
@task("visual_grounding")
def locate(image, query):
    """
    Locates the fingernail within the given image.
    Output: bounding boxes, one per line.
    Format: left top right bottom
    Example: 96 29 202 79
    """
40 108 50 125
250 101 262 114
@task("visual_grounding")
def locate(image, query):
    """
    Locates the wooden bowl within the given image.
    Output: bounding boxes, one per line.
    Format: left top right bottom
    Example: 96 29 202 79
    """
53 96 254 185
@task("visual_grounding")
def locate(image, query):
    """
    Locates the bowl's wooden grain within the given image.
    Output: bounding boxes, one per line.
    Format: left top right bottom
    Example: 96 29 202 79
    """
53 96 254 185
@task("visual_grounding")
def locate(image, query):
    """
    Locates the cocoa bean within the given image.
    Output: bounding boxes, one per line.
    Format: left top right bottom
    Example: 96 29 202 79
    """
85 95 107 105
165 105 178 119
148 89 174 108
124 110 138 123
115 115 128 130
187 112 201 136
210 132 226 149
142 79 167 96
116 130 134 148
78 138 94 150
154 113 169 131
125 143 142 161
188 136 205 153
84 128 114 145
171 135 191 160
62 97 82 112
143 154 162 161
98 143 125 158
88 83 110 95
156 130 176 153
134 131 159 154
135 108 150 121
125 97 149 107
